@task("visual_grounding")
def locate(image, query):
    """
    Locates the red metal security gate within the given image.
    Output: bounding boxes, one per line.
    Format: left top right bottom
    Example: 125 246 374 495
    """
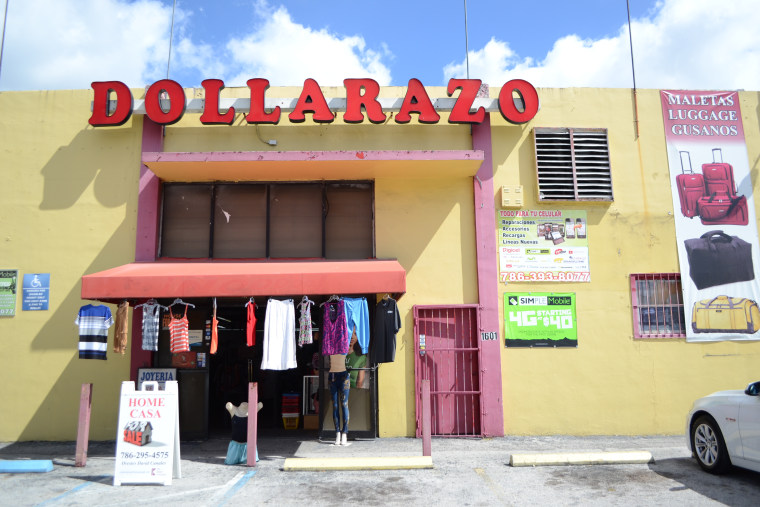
414 305 482 437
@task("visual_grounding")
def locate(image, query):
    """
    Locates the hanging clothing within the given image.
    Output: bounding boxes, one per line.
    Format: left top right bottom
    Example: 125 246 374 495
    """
75 304 114 360
342 297 370 354
371 298 402 363
169 304 190 353
297 297 314 347
140 301 162 351
210 298 219 355
246 301 256 347
260 299 296 370
113 300 130 355
321 300 349 355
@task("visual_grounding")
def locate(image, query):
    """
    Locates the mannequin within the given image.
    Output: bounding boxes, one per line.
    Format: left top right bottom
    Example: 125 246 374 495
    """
224 401 263 465
328 333 356 446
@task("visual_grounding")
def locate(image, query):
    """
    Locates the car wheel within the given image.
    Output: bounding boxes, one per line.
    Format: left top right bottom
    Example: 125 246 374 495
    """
691 415 731 474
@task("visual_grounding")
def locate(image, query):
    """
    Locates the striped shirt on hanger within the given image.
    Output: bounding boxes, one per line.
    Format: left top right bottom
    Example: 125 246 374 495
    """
75 304 114 360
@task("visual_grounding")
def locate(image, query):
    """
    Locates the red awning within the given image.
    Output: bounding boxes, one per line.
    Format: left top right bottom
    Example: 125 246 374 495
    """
81 260 406 302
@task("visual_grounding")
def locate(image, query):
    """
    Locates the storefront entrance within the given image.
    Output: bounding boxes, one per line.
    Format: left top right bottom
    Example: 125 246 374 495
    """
146 296 378 441
413 305 482 437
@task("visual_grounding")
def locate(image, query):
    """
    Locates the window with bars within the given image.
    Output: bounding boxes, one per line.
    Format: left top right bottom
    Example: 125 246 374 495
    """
159 182 374 259
630 273 686 339
533 127 613 202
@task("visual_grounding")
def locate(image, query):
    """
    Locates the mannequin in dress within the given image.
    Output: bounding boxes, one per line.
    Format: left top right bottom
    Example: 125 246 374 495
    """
224 401 263 464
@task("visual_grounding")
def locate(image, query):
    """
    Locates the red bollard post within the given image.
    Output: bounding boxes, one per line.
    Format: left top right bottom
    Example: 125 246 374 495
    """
75 383 93 467
422 379 432 457
247 382 258 467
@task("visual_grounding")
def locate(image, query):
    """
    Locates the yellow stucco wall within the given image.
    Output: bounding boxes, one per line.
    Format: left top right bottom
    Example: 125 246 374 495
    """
1 84 759 441
493 88 760 435
0 90 140 440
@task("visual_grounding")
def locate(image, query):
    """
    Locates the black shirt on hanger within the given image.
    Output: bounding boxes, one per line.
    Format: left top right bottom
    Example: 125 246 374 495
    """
371 298 401 363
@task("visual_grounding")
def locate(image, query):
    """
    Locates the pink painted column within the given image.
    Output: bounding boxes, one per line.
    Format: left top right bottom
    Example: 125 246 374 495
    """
247 382 259 467
130 118 163 381
421 380 431 456
75 383 93 466
472 115 505 437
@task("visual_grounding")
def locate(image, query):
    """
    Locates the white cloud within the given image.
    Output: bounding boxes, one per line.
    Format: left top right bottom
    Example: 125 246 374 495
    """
0 0 391 91
0 0 179 90
223 5 391 87
444 0 760 90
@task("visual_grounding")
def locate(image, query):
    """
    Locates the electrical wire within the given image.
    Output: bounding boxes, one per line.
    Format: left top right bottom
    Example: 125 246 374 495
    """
166 0 177 79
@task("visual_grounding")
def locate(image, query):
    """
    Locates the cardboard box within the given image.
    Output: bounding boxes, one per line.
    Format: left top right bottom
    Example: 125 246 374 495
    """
303 414 319 430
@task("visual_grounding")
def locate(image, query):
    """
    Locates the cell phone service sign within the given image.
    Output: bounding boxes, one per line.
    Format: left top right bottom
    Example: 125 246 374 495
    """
504 293 577 348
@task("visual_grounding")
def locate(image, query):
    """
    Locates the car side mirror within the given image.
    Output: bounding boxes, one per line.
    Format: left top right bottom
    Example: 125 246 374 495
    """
745 381 760 396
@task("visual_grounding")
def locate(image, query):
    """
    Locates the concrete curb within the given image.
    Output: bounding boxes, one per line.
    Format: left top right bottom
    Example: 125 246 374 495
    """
283 456 433 471
509 450 654 467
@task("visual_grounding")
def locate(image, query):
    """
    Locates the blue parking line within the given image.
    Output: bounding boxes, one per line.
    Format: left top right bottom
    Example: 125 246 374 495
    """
35 482 92 506
216 470 256 507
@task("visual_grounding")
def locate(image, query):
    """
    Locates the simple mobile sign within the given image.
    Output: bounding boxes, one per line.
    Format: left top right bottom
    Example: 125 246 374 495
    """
504 293 577 348
113 381 181 486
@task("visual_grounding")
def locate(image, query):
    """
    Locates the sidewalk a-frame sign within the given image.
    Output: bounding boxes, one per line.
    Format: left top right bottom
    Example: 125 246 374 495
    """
113 381 181 486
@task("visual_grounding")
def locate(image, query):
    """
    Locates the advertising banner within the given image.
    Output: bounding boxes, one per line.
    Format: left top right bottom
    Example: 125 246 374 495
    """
504 293 577 347
661 90 760 342
0 270 18 317
498 209 590 283
113 381 181 486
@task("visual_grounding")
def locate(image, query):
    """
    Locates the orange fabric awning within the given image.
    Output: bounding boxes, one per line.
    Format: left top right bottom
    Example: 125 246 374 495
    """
81 260 406 302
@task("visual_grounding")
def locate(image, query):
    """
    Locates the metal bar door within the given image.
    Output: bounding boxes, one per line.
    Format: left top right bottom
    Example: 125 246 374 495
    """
414 305 482 437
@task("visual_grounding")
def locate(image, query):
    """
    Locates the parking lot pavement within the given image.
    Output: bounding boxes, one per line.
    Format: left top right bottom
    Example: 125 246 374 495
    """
2 435 759 506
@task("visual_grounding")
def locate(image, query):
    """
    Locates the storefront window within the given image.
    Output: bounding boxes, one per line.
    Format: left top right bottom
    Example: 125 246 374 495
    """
213 184 267 258
630 273 686 338
160 182 373 259
325 183 373 259
160 184 212 258
269 184 323 258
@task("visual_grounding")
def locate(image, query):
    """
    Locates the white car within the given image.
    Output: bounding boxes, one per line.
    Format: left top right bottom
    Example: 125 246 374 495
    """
686 381 760 474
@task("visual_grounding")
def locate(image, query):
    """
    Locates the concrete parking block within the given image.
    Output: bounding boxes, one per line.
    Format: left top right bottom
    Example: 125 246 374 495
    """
283 455 433 471
509 450 654 467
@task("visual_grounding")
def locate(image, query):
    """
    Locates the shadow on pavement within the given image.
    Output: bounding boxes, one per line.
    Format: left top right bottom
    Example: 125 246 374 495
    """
650 457 760 505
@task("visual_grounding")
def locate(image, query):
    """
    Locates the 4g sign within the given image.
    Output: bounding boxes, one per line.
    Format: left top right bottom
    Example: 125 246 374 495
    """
89 77 539 127
504 292 577 348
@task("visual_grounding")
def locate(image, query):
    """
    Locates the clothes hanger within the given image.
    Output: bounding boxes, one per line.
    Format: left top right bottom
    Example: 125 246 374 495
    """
320 295 340 307
134 298 167 309
170 298 195 308
245 297 258 308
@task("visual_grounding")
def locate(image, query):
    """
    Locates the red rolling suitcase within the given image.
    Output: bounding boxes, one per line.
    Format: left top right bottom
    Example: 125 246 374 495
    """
675 151 704 218
698 148 748 225
702 148 737 197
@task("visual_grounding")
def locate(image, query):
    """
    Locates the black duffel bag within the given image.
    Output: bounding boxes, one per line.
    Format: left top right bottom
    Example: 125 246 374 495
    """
684 230 755 289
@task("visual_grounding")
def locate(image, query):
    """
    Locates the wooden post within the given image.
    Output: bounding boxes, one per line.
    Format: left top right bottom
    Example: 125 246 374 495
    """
422 379 432 457
75 383 93 467
247 382 258 467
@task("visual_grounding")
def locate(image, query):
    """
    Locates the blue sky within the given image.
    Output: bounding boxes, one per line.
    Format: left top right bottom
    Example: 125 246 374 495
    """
1 0 758 91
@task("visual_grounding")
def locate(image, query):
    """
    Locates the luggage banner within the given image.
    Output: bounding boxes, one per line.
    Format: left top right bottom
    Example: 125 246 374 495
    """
504 293 577 347
660 90 760 342
497 209 590 283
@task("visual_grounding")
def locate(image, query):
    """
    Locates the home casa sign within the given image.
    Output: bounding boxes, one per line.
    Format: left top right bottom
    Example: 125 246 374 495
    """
89 77 539 127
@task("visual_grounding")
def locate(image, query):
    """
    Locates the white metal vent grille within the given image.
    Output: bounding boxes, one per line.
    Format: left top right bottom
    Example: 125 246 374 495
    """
534 127 613 202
